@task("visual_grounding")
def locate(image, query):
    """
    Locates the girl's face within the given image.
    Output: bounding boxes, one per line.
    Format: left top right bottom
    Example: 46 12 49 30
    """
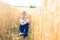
22 11 27 18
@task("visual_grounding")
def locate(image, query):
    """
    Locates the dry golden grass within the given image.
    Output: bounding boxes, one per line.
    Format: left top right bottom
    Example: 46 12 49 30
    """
0 0 60 40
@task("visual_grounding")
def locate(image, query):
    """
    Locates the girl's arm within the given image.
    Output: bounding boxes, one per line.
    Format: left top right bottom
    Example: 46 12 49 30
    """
20 21 27 25
20 19 27 25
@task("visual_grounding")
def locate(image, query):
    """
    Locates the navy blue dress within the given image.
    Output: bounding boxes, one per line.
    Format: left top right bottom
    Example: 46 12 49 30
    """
19 22 29 38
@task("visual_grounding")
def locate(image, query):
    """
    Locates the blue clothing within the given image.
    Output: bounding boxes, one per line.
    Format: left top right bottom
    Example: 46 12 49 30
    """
19 23 29 38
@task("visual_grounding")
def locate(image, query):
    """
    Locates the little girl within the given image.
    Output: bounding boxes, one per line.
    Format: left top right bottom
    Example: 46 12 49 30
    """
19 11 30 38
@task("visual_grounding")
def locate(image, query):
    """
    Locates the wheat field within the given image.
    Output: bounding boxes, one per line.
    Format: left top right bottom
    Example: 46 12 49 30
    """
0 0 60 40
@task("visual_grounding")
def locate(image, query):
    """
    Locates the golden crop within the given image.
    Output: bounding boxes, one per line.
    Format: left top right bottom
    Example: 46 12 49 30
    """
0 0 60 40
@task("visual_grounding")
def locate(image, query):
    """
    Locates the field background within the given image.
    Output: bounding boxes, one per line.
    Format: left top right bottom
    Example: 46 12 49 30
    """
0 0 60 40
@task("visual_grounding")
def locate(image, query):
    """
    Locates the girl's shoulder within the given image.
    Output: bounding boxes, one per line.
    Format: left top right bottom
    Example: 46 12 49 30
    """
20 18 29 21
